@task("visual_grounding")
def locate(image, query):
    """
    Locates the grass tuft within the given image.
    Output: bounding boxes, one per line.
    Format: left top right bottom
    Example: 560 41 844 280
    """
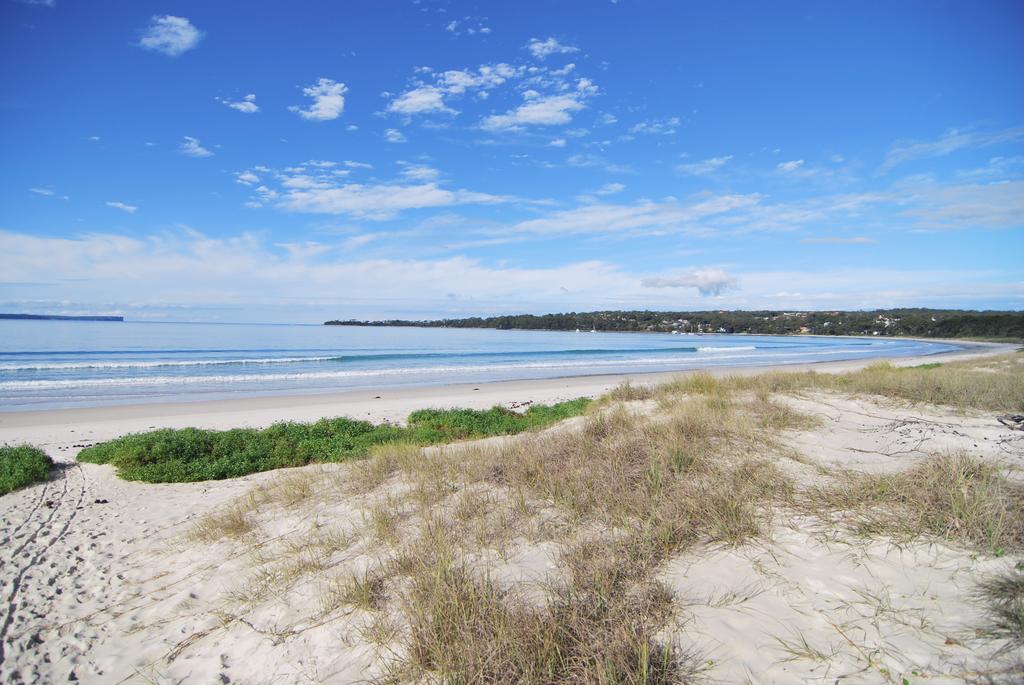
808 452 1024 553
0 444 54 496
976 569 1024 651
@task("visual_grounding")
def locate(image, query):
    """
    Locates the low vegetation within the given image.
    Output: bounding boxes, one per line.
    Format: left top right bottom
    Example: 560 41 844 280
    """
77 399 590 483
809 452 1024 554
340 392 802 682
658 354 1024 412
179 351 1024 681
977 568 1024 651
0 444 53 495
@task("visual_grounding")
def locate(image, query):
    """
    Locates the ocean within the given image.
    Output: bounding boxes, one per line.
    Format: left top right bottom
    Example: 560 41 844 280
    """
0 320 959 411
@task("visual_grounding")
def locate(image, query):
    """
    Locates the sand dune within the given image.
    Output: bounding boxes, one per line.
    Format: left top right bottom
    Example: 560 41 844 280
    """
1 342 1021 683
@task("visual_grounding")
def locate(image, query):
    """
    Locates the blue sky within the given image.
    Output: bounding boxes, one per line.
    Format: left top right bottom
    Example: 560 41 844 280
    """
2 0 1022 323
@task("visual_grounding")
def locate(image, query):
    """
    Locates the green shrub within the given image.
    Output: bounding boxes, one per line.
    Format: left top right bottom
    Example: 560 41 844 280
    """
0 445 54 495
78 399 591 483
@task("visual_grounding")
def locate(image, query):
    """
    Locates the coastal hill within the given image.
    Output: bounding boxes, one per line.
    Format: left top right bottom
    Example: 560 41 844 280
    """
327 308 1024 340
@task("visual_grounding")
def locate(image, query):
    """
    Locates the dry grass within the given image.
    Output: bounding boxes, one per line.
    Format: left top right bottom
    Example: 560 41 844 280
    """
180 352 1024 679
655 353 1024 412
187 502 256 543
976 569 1024 651
807 452 1024 554
356 393 803 683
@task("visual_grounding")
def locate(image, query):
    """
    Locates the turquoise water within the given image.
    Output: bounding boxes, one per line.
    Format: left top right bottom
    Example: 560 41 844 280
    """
0 320 959 411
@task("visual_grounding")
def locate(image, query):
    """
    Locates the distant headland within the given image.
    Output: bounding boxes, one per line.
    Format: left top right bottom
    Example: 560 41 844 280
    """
0 313 124 322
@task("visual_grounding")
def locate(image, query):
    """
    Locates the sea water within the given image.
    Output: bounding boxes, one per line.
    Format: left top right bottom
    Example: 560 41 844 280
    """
0 320 959 411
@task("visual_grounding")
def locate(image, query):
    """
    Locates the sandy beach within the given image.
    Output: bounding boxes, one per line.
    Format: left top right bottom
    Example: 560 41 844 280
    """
1 339 1021 683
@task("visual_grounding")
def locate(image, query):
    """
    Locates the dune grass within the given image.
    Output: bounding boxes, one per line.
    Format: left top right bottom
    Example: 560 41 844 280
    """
0 444 54 496
657 353 1024 412
977 569 1024 651
346 392 801 683
807 452 1024 554
77 399 590 483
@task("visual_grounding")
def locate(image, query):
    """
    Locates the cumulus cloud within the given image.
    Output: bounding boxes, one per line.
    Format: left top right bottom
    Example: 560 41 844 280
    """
777 159 804 172
290 78 347 121
385 128 407 143
236 171 260 185
106 201 137 213
387 64 522 116
526 37 579 59
137 15 202 56
677 155 733 176
247 159 515 219
387 86 455 115
221 93 259 113
641 268 737 296
481 80 596 132
180 136 213 157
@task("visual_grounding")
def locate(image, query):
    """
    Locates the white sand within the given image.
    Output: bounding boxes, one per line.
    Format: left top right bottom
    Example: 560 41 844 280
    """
0 339 1020 683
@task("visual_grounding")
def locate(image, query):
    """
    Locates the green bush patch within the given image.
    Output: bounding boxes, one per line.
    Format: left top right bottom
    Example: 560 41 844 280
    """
78 399 591 483
0 445 54 495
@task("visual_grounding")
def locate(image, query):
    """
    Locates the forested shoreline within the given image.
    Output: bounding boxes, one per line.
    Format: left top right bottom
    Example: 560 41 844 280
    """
326 309 1024 340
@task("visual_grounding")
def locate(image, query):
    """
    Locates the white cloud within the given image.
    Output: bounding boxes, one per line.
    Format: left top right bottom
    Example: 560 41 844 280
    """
445 17 491 37
289 78 347 121
137 15 202 56
594 183 625 195
387 86 455 115
221 93 259 113
481 91 590 132
15 0 55 6
28 185 67 198
513 195 761 236
236 171 260 185
641 268 737 296
278 182 508 219
548 138 567 148
2 229 1020 319
629 117 681 135
896 178 1024 231
387 64 522 116
106 201 137 213
385 128 407 143
398 162 440 181
180 136 213 158
526 37 579 59
777 159 804 172
881 126 1024 171
677 155 733 176
343 233 384 250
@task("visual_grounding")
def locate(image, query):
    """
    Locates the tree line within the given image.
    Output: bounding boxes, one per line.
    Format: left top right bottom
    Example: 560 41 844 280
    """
325 309 1024 340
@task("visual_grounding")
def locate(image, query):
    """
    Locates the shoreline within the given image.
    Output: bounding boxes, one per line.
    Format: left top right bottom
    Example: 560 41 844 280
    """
0 338 1013 452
